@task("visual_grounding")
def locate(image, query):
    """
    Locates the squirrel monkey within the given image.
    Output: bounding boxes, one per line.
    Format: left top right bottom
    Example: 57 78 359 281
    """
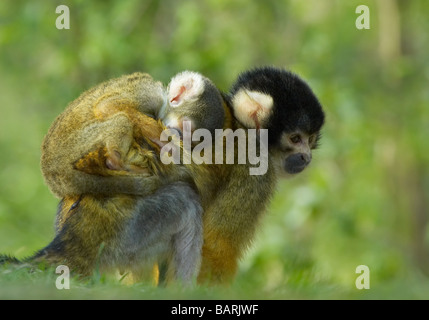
196 66 326 284
1 67 324 286
56 66 325 285
5 71 225 284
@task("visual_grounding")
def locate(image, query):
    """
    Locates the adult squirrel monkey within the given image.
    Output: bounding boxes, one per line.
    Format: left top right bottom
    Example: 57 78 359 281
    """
197 67 325 284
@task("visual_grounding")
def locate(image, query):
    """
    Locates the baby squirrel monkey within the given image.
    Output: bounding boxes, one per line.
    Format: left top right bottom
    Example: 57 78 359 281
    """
34 71 225 284
41 71 224 198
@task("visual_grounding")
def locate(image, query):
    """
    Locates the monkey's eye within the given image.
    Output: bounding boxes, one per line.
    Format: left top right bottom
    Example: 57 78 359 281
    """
289 134 302 144
308 135 315 145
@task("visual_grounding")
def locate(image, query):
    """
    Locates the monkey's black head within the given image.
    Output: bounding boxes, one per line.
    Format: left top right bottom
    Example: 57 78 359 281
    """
229 66 325 175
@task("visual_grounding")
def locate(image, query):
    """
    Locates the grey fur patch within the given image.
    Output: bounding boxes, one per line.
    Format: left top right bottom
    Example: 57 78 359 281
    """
109 182 203 284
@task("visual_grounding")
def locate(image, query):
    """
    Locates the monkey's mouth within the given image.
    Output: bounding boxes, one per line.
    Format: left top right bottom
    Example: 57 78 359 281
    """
283 153 311 175
285 164 307 174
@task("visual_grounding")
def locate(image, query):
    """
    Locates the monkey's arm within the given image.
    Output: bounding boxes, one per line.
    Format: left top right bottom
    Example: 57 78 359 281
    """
73 139 160 177
94 96 166 151
197 165 276 285
69 113 177 194
43 112 170 197
73 97 168 177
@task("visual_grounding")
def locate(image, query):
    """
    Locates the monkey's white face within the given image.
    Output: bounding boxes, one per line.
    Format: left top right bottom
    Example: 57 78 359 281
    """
272 131 320 177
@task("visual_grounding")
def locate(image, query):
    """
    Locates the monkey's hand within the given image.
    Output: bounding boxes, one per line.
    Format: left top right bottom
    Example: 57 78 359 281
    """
74 145 153 177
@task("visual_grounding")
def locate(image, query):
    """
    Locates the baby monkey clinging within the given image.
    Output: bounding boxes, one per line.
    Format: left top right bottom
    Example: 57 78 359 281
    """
40 71 225 199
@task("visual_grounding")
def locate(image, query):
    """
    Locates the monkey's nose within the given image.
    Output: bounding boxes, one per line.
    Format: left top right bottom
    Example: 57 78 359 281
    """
300 153 311 165
291 153 311 166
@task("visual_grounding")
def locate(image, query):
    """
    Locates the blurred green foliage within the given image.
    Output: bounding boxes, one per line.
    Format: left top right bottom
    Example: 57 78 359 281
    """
1 0 429 298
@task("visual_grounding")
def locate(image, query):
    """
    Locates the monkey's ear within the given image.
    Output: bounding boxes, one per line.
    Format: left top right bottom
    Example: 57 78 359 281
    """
231 89 273 129
168 71 205 107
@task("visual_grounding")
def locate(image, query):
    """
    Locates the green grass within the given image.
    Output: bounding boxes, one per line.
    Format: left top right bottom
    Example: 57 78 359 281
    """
1 261 428 300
